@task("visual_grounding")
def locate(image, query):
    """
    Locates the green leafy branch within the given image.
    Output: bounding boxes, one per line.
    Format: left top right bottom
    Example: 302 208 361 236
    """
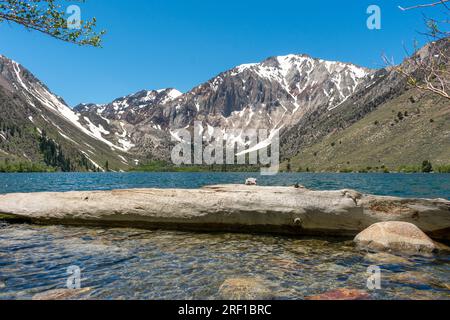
0 0 105 47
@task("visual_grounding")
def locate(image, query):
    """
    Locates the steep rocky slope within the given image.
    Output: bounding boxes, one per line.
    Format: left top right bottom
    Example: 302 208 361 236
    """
280 39 450 171
282 88 450 172
1 39 448 172
0 55 132 171
75 54 372 161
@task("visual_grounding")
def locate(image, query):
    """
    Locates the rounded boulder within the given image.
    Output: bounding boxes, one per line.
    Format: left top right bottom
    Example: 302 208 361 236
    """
354 221 439 255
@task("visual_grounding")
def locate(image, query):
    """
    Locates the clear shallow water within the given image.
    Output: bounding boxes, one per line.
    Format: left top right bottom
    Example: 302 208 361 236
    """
0 172 449 199
0 223 449 300
0 172 449 300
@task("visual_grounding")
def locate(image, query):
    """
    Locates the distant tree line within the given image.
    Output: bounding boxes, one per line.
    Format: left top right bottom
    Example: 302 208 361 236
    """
130 160 262 173
287 160 450 173
0 124 100 172
39 130 73 171
0 159 54 173
38 130 99 172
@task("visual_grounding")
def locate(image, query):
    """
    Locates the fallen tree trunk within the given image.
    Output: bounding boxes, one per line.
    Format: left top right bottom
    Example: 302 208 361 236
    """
0 185 449 240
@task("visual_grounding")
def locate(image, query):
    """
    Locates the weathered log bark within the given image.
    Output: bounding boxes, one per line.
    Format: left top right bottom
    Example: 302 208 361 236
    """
0 185 449 239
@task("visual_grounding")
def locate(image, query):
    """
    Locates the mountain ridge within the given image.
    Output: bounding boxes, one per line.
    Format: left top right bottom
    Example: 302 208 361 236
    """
1 40 448 172
0 55 133 171
72 52 373 162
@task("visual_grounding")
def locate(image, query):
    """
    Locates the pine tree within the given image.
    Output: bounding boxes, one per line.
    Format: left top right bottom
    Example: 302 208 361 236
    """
422 160 433 173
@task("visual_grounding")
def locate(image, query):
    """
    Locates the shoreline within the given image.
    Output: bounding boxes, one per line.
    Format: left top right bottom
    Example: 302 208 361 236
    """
2 159 450 174
2 170 450 174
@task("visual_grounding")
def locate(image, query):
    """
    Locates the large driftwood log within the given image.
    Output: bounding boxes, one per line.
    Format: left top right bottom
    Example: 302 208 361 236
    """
0 185 449 239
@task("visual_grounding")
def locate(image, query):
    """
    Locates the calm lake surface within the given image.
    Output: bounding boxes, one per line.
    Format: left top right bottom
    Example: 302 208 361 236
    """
0 173 449 300
0 172 449 199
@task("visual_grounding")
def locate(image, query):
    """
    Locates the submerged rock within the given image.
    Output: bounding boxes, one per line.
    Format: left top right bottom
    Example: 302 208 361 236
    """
32 288 92 300
365 252 412 265
0 281 5 289
393 288 450 300
306 288 370 300
314 263 352 274
389 272 436 287
218 278 272 300
355 221 442 255
388 272 450 291
268 257 304 271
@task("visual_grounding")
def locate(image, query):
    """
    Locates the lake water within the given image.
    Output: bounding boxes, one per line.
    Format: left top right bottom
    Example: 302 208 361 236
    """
0 172 449 199
0 173 449 300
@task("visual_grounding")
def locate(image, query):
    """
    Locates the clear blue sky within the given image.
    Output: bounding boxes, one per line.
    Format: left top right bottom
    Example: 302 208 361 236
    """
0 0 444 106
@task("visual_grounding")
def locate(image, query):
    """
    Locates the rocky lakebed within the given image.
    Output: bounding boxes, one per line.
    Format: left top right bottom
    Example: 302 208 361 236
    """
0 220 449 300
0 174 449 300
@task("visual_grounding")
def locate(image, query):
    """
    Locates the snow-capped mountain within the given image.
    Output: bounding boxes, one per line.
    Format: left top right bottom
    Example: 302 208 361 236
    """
75 88 182 124
164 54 371 133
73 88 185 161
0 55 134 171
2 40 448 172
280 38 450 161
74 54 373 160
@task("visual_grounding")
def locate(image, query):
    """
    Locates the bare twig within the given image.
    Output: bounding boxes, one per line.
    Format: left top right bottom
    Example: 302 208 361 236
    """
392 1 450 99
399 0 450 11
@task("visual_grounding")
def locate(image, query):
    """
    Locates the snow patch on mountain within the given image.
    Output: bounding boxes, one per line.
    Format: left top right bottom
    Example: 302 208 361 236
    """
9 61 133 153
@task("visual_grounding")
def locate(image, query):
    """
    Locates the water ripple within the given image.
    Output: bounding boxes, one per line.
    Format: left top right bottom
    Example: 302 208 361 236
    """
0 223 448 300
